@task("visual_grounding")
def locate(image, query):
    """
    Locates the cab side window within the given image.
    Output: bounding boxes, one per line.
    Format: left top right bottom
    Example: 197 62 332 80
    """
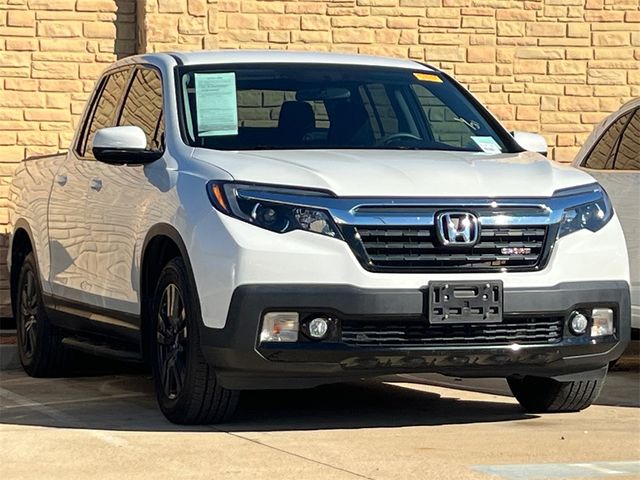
583 112 631 170
614 109 640 171
118 68 164 151
80 69 130 159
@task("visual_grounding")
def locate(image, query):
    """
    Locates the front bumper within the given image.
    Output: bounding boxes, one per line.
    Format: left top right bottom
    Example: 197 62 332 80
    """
199 280 630 390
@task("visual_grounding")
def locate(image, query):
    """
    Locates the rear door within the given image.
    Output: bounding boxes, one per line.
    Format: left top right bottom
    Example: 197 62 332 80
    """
82 66 165 319
580 108 640 327
47 68 131 304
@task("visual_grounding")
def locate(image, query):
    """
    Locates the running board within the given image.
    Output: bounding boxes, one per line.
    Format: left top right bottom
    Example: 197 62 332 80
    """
62 337 143 362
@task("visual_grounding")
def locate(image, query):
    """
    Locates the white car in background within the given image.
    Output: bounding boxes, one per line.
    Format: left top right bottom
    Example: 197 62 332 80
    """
573 99 640 332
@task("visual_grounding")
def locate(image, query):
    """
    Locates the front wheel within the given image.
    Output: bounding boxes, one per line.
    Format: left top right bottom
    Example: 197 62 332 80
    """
151 257 239 424
507 374 605 413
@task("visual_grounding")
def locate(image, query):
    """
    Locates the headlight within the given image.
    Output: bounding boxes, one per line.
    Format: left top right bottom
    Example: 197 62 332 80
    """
558 186 613 238
206 181 342 238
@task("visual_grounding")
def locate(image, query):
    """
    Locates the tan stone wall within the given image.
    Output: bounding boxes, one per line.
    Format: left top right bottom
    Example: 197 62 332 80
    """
0 0 136 315
141 0 639 165
0 0 639 317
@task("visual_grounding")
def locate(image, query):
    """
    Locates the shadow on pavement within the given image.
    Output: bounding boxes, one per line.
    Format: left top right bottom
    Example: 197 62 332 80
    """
396 368 640 409
0 359 536 433
231 381 536 432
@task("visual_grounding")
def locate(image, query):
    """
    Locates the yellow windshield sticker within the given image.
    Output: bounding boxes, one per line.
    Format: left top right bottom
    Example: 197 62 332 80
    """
413 72 443 83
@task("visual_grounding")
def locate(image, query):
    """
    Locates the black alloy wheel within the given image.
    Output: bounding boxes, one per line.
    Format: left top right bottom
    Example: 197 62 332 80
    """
17 268 38 361
16 252 68 377
156 283 188 400
151 257 239 424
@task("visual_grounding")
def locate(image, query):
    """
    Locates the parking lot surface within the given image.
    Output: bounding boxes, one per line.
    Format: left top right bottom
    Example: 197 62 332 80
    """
1 363 638 480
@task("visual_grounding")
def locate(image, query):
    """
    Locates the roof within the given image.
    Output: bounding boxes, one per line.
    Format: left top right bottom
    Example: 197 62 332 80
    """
619 97 640 113
163 49 435 71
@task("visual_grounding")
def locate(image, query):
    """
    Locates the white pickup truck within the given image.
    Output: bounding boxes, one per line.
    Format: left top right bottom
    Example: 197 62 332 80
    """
8 51 631 424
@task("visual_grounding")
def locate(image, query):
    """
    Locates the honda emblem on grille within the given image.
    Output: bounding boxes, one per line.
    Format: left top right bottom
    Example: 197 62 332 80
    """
436 211 480 246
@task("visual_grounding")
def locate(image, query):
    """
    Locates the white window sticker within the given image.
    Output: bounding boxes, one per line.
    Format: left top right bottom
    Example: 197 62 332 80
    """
471 136 502 154
195 72 238 137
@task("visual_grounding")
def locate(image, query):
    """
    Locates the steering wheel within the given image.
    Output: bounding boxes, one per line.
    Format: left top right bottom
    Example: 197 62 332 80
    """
377 132 423 147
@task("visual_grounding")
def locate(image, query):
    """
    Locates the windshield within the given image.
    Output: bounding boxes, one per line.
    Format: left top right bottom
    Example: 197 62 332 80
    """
178 64 515 153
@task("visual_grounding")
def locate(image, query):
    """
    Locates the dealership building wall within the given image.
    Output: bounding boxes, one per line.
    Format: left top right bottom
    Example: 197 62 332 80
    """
0 0 639 317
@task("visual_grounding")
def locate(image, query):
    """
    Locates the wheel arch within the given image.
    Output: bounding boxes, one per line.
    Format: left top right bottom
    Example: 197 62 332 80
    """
139 224 201 362
9 219 39 320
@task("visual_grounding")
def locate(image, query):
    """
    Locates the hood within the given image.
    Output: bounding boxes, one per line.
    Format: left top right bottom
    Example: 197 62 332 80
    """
191 148 595 198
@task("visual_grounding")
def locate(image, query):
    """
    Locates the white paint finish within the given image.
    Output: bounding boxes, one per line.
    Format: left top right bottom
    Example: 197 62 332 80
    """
46 151 95 303
81 160 163 311
191 148 594 198
92 125 147 150
511 131 548 155
190 210 629 328
167 49 434 71
8 156 63 294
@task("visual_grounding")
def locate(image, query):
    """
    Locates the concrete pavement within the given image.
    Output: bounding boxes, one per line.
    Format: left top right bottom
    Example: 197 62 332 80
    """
0 363 639 480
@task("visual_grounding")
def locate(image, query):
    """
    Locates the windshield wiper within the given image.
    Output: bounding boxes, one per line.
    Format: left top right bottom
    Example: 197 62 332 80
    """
453 117 481 131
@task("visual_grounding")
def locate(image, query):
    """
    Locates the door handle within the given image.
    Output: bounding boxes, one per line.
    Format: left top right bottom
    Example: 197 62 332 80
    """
55 174 67 186
90 178 103 192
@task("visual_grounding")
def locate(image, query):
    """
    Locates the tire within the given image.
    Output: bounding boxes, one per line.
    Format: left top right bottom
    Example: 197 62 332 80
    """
507 374 605 413
150 257 239 425
16 252 69 377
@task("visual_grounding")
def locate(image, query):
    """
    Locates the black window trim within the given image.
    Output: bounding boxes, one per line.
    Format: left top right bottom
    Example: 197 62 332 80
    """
580 107 637 171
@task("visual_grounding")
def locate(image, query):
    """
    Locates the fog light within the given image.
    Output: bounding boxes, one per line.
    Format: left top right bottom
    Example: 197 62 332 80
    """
308 317 329 339
591 308 614 337
568 311 589 336
260 312 299 342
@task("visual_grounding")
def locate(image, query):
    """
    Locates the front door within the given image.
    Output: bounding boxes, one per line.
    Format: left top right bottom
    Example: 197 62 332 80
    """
82 66 166 318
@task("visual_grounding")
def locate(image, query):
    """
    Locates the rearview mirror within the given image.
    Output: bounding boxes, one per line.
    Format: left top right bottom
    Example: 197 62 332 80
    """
93 126 162 164
511 131 548 156
296 88 351 101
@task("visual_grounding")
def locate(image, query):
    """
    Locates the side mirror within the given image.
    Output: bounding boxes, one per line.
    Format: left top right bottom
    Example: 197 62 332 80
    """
511 131 548 156
93 126 162 164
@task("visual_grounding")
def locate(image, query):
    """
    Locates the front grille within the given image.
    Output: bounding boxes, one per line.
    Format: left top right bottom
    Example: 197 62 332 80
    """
353 225 549 272
342 317 563 347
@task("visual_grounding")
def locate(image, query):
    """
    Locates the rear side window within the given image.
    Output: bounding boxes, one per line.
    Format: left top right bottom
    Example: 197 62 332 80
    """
614 109 640 171
80 69 130 158
119 68 165 151
583 112 631 170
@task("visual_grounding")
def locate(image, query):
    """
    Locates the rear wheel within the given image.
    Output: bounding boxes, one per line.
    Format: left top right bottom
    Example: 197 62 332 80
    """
151 257 239 424
507 374 605 413
16 253 68 377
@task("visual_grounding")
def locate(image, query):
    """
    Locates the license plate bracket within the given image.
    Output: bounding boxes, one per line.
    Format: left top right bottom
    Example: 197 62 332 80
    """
428 281 503 324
